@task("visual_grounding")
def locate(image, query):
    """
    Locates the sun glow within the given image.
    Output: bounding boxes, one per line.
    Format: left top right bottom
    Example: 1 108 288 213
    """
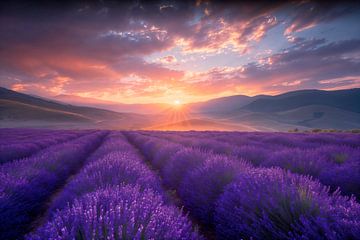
147 98 192 131
173 99 182 106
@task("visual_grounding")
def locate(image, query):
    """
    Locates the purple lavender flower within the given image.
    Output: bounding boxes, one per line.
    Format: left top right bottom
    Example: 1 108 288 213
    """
27 185 203 240
0 131 106 239
152 142 183 169
178 155 250 226
215 167 360 240
162 147 211 189
0 129 86 164
49 150 163 212
262 148 330 176
234 145 269 166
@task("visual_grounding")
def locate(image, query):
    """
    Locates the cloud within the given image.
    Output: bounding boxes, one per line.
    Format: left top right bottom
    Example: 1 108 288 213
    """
0 1 359 103
177 14 278 54
284 1 359 35
0 1 186 98
158 55 177 64
0 1 284 98
235 38 360 93
175 1 281 54
180 38 360 97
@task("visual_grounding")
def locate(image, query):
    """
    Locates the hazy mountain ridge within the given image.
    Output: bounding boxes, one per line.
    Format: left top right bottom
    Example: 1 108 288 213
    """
241 88 360 113
0 99 92 122
54 94 172 114
0 87 129 120
190 88 360 130
189 95 257 114
1 87 360 130
0 87 154 129
275 105 360 129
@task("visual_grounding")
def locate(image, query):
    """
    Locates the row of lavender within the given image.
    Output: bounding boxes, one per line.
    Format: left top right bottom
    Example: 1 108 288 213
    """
0 128 92 164
126 131 360 239
0 130 107 239
146 131 360 199
1 128 359 239
26 132 202 239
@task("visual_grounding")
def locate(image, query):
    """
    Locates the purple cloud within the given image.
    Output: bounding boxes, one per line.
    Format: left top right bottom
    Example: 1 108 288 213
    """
0 0 359 102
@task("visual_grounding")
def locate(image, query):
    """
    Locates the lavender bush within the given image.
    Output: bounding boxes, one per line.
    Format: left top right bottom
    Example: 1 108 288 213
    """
1 129 359 239
151 131 360 198
215 168 360 240
0 129 87 164
49 150 163 212
178 156 250 226
262 146 360 197
162 147 211 189
262 148 330 176
152 142 183 169
28 132 202 240
0 131 106 239
28 186 202 240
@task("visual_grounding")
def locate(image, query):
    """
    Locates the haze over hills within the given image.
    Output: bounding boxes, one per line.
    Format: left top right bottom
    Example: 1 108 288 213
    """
188 94 266 114
0 87 154 129
241 89 360 113
54 94 171 114
194 88 360 131
1 87 360 131
146 118 258 131
0 99 92 122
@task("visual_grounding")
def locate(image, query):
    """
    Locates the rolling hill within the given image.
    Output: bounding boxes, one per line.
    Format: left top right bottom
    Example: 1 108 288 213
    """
54 94 171 114
0 87 152 129
189 94 268 114
241 88 360 113
194 88 360 130
0 99 92 122
0 87 127 120
275 105 360 129
1 87 360 130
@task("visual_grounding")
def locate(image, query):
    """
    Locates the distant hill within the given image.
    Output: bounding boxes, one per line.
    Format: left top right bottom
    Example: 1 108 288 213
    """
1 87 360 131
0 99 92 122
194 88 360 130
275 105 360 129
0 87 128 120
189 94 267 114
241 88 360 113
54 94 171 114
0 87 151 129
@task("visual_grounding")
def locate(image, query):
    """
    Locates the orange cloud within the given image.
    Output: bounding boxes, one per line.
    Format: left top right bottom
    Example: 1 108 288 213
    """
177 14 277 55
158 55 177 64
1 1 359 104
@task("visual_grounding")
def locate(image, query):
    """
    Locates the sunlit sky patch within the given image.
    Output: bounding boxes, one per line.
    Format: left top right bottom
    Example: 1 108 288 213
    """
1 0 360 104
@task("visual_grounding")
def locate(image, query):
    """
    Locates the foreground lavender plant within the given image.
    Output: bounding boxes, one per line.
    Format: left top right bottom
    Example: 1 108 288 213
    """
215 168 360 240
85 132 138 162
179 156 250 226
162 147 211 189
262 145 360 198
0 131 106 239
27 185 202 240
29 132 202 240
150 131 360 198
49 150 163 212
0 129 87 164
2 129 359 239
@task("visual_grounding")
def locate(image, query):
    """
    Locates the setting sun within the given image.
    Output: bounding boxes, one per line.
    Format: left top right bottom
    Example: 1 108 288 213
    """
173 99 182 106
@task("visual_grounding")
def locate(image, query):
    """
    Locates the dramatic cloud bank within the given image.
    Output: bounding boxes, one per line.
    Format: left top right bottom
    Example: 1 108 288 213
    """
0 0 360 103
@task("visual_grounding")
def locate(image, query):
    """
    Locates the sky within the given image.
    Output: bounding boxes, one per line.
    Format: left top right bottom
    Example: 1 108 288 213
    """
1 0 360 104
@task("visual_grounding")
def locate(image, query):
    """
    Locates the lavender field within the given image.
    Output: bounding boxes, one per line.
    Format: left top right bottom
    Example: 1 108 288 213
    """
0 128 359 240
